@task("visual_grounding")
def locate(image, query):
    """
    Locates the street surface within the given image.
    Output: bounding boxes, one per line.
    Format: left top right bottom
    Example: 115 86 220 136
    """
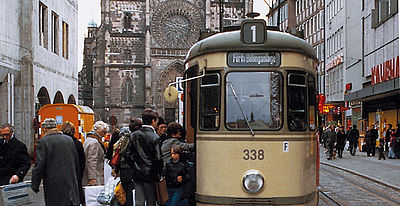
318 146 400 205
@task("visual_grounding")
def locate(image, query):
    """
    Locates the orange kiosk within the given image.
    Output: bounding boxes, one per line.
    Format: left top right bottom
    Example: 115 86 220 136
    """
37 104 95 143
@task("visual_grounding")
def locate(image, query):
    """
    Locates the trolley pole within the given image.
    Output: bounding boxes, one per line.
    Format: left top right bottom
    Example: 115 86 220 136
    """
219 0 224 32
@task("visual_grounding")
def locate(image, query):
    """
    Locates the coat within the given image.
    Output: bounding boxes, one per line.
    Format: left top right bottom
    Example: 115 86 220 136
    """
0 136 31 186
66 134 86 203
162 160 189 188
347 128 360 144
31 129 80 206
124 126 163 183
336 130 347 150
324 129 337 147
82 132 105 186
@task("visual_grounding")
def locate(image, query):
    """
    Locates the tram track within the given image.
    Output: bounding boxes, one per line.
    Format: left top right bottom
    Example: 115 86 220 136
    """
319 162 400 205
318 190 341 206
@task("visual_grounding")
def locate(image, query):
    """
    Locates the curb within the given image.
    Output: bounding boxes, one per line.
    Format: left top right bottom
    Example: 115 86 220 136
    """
320 161 400 193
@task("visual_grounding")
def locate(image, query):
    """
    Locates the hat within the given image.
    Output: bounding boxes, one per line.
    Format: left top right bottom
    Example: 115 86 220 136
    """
42 118 57 129
119 126 131 136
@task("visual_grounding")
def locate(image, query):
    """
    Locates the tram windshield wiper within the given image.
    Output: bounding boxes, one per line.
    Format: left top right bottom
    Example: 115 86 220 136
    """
228 84 255 136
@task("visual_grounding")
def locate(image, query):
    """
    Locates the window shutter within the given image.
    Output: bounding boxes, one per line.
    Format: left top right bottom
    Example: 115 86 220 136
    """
390 0 398 15
371 9 378 29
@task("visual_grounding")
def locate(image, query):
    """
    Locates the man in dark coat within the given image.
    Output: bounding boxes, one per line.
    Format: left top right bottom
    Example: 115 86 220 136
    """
366 125 378 157
336 126 347 158
125 109 163 206
348 125 360 155
31 118 80 206
0 123 31 186
325 125 337 160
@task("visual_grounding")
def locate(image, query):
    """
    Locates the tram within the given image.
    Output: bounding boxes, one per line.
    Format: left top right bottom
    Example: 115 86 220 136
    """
183 19 319 205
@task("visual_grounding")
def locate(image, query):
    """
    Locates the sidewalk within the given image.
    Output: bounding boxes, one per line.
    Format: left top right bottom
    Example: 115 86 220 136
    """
319 146 400 189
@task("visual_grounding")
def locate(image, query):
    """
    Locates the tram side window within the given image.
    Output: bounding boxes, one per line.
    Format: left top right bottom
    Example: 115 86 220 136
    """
288 72 307 130
200 73 220 130
308 75 316 131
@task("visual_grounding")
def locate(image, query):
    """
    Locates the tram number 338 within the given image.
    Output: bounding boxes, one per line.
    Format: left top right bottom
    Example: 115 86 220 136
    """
243 149 265 160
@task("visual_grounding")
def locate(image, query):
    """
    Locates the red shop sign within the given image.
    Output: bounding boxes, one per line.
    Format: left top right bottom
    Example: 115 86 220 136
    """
371 56 400 85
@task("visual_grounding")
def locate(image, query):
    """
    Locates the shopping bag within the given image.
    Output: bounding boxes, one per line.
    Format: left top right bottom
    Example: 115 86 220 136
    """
97 177 119 205
84 186 104 206
155 178 169 205
110 144 121 167
114 181 126 205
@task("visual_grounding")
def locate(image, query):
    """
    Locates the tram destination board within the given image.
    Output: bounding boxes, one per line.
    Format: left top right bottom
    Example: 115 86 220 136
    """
227 52 281 67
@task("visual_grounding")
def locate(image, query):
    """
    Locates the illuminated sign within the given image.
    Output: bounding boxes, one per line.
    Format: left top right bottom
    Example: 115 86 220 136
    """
227 52 281 67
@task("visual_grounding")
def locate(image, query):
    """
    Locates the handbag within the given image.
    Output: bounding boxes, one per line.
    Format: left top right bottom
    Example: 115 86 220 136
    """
110 142 121 167
114 181 126 205
97 178 119 205
155 177 169 205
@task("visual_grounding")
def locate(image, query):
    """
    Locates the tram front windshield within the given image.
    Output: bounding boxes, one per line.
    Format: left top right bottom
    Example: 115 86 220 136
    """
226 72 282 130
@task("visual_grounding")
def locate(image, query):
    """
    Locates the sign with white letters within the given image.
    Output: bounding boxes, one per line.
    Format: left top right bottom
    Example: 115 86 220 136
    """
176 77 183 92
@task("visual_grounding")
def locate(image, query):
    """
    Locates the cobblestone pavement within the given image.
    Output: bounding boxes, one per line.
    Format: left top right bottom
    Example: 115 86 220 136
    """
319 145 400 205
319 146 400 189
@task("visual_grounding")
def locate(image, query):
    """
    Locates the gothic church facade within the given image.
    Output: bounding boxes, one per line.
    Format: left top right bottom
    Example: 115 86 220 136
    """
79 0 253 124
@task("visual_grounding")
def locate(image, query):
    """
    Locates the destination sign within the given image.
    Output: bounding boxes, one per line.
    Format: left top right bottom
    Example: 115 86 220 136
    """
227 52 281 67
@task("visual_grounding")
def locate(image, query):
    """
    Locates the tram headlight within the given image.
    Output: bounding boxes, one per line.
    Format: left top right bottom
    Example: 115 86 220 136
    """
242 170 264 194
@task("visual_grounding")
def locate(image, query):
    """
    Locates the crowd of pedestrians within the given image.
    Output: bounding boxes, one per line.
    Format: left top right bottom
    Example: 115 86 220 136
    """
0 108 195 206
320 121 400 160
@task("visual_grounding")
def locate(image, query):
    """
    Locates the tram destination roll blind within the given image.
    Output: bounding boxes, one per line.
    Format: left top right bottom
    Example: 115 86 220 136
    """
227 52 281 67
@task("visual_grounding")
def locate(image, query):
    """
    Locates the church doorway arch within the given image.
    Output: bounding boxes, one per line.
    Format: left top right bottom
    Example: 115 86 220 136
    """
155 61 184 123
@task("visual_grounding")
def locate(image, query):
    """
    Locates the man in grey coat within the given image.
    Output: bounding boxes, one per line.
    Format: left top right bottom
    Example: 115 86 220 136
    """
31 118 80 206
325 125 337 160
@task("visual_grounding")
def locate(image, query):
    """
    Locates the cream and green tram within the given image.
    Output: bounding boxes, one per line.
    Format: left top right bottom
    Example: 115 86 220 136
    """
183 20 319 206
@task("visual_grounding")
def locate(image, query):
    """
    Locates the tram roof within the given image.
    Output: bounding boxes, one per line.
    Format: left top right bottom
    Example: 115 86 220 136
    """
185 30 319 63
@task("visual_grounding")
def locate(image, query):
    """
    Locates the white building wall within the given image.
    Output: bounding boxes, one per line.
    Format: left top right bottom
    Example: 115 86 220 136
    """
344 0 362 92
362 0 398 82
325 0 345 103
0 0 78 154
33 0 78 103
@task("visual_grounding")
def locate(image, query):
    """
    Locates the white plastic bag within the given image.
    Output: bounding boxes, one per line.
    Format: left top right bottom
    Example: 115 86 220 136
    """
97 177 120 205
84 186 104 206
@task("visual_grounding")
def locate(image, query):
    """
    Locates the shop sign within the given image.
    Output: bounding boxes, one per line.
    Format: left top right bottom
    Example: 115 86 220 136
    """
326 53 344 70
320 105 335 114
318 94 326 113
371 56 399 85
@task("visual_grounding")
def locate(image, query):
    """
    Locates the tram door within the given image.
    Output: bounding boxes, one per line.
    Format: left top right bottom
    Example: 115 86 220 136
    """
184 65 198 143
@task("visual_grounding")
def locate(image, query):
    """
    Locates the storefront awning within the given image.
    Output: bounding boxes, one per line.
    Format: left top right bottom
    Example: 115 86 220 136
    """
344 78 399 102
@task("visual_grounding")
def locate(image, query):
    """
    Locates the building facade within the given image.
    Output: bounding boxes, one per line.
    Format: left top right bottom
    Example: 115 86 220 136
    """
0 0 78 153
345 0 399 135
80 0 253 124
267 0 326 125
